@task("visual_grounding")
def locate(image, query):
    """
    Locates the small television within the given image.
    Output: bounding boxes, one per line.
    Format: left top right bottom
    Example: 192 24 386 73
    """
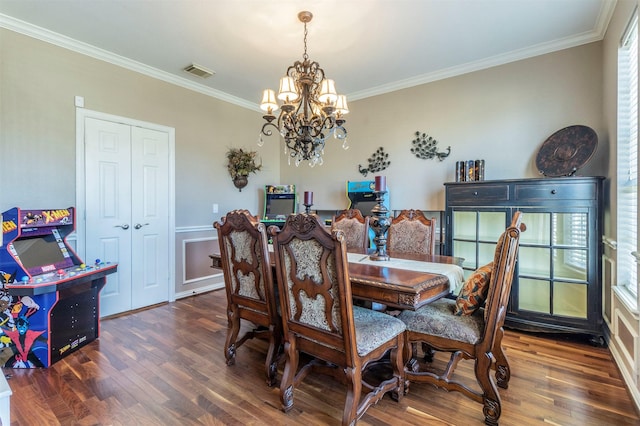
11 229 74 276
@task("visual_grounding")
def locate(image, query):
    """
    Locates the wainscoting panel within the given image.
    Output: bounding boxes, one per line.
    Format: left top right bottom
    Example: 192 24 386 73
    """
184 238 219 283
603 254 615 328
174 226 224 299
614 308 637 374
604 235 640 410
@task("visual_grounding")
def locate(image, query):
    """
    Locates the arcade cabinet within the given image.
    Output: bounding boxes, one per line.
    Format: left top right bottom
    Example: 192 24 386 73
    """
0 207 117 368
261 184 297 230
346 180 391 217
346 180 391 248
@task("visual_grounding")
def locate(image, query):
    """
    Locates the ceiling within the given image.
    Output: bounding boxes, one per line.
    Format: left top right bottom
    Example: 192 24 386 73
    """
0 0 616 111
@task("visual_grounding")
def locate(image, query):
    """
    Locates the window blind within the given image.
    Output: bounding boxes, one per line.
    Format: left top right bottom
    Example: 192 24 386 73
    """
617 12 639 296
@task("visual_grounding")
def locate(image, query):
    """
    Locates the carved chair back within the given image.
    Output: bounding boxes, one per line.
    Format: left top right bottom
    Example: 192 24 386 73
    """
269 213 406 425
387 209 437 255
331 208 370 251
271 213 357 363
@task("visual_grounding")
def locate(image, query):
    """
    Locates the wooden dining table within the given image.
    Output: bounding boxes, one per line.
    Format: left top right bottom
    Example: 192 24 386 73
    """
209 245 464 311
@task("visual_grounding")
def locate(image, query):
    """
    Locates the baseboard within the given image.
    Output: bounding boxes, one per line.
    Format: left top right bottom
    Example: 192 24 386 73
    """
609 339 640 412
174 282 224 300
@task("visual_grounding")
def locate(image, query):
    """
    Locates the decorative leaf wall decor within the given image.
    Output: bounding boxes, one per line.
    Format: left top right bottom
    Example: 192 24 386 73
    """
358 147 390 176
411 131 451 161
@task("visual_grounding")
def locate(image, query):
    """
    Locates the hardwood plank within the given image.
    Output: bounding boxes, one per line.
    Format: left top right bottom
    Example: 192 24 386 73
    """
4 289 639 425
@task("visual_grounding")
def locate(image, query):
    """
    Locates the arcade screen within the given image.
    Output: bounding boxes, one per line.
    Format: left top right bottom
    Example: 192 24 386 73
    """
265 194 296 219
352 201 379 218
11 230 74 276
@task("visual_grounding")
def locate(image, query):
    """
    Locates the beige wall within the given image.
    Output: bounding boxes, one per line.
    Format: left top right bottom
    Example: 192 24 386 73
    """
0 28 281 226
2 27 605 221
281 42 605 212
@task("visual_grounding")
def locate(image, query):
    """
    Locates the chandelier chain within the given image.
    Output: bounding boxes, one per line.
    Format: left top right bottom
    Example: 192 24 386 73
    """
303 22 309 61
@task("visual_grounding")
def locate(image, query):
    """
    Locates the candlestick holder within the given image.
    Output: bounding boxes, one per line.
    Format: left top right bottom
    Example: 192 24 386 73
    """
369 190 390 261
304 203 313 214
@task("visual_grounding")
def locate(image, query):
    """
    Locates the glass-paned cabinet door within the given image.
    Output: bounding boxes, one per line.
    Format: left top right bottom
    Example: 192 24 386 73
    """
516 210 589 318
452 209 506 276
553 282 588 318
519 278 550 313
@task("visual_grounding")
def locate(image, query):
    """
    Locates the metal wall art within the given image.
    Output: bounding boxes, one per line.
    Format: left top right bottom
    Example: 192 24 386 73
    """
359 147 391 176
410 131 450 161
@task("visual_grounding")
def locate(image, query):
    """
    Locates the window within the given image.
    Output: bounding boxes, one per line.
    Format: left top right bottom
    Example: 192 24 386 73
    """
617 11 639 297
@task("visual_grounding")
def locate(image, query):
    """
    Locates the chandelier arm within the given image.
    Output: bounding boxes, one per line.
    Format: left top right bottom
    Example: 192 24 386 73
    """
318 115 336 130
261 121 279 137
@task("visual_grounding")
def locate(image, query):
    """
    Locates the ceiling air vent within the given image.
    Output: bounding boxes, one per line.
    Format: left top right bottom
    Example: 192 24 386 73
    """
183 63 215 79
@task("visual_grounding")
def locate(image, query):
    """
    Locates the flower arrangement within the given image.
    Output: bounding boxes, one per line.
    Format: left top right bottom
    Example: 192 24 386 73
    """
226 148 262 179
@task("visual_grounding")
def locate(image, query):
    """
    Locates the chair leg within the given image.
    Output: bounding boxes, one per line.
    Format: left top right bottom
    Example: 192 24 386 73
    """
279 336 298 413
343 367 361 426
476 353 501 426
264 324 281 387
401 336 413 367
421 342 435 362
224 306 240 366
493 327 510 389
390 344 405 402
443 351 465 381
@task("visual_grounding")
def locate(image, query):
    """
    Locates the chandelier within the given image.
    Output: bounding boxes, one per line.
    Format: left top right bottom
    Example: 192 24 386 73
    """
258 11 349 167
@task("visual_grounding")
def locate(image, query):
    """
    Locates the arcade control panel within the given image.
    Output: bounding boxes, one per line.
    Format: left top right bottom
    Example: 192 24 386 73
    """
5 260 117 296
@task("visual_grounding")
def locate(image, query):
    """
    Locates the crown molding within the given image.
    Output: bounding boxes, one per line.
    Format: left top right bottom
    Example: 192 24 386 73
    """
0 13 258 111
1 0 617 107
349 0 616 101
349 30 607 101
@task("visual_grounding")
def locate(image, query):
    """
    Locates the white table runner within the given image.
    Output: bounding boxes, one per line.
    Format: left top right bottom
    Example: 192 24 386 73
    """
347 253 465 294
268 245 465 294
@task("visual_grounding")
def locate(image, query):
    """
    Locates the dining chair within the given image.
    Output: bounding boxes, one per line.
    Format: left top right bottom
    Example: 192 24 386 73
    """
214 209 281 386
331 208 370 251
269 213 406 425
387 209 437 255
397 211 524 426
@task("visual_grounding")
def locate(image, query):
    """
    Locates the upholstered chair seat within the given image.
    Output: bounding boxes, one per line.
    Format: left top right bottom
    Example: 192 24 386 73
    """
353 305 406 355
399 298 484 345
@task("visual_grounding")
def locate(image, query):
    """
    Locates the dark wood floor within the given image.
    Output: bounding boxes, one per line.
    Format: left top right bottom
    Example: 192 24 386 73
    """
4 289 639 425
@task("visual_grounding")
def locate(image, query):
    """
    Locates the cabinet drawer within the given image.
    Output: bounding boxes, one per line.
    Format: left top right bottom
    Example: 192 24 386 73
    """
514 182 595 201
447 184 509 203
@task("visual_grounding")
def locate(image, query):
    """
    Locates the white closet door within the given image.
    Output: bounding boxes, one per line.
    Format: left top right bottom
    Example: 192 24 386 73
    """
130 126 170 309
84 118 170 317
85 118 133 317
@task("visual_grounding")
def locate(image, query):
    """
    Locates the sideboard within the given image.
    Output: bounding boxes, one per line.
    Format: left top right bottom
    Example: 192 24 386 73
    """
444 177 605 344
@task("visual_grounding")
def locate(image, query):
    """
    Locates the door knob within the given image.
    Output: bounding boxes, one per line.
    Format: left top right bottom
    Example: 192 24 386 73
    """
134 223 150 229
114 224 130 230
